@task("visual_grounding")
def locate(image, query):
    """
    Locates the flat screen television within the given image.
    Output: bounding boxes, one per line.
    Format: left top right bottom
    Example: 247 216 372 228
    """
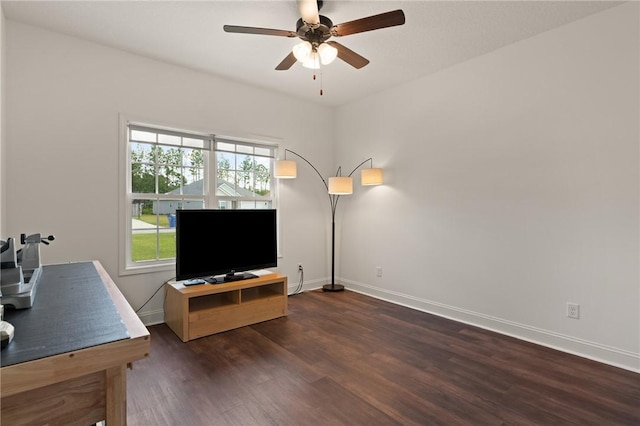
176 209 277 282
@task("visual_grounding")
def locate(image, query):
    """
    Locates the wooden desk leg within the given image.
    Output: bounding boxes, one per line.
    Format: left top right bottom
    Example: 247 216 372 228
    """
106 365 127 425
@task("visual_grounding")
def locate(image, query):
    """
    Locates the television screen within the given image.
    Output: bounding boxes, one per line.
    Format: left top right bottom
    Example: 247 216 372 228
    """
176 209 277 282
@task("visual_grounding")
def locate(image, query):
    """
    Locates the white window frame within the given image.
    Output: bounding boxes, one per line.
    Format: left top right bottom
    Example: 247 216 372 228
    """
119 115 279 276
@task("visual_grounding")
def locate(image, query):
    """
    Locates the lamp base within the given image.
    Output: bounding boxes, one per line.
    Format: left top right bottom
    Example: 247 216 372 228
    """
322 284 345 292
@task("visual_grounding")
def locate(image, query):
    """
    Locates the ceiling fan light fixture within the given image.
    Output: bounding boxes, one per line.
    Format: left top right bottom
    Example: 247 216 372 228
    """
224 7 405 74
318 43 338 65
302 51 320 69
292 41 312 61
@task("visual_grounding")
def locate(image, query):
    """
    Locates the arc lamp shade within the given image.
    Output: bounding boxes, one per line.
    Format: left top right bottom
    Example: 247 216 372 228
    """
275 160 297 178
361 168 383 185
328 176 353 195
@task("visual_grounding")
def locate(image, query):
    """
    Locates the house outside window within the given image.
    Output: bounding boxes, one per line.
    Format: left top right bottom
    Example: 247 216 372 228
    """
121 120 277 275
214 139 274 210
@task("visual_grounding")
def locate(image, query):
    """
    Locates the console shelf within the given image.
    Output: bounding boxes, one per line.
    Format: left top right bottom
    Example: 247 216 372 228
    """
165 274 288 342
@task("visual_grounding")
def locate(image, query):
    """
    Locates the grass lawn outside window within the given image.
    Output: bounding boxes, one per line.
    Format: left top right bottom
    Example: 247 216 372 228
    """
132 232 176 261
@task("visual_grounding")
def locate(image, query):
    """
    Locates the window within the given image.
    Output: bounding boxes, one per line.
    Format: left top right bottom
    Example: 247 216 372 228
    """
215 138 274 210
121 120 277 274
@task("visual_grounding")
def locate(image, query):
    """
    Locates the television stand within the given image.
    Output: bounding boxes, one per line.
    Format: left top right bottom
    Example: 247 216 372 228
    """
164 273 287 342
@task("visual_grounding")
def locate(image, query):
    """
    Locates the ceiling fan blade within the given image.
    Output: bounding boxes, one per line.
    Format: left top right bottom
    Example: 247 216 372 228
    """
326 41 369 69
297 0 320 25
331 9 405 37
275 52 298 71
223 25 296 38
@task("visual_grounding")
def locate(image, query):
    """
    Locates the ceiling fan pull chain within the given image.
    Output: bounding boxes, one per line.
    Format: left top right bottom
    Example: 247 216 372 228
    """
320 69 324 96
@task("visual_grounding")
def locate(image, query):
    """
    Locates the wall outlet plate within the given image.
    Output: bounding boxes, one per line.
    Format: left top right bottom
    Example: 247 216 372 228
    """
567 303 580 319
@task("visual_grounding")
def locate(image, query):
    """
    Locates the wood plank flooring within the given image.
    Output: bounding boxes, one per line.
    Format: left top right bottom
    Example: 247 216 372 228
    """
127 290 640 425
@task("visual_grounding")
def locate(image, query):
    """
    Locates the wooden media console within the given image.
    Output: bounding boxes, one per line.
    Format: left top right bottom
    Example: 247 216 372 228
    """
164 273 288 342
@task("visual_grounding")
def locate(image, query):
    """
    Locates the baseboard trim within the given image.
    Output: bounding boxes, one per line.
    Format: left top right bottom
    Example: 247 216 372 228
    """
138 308 164 326
288 277 325 295
341 278 640 373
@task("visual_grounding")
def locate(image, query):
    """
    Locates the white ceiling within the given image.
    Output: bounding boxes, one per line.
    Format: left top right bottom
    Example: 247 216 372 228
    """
1 1 622 107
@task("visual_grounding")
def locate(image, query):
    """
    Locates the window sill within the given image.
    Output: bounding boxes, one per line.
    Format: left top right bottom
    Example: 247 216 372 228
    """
119 261 176 277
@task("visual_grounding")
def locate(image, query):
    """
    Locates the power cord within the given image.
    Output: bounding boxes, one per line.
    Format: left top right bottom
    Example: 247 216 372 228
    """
135 277 175 313
290 265 304 296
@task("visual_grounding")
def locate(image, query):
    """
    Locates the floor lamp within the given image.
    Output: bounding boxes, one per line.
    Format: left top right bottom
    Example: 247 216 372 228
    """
275 149 383 292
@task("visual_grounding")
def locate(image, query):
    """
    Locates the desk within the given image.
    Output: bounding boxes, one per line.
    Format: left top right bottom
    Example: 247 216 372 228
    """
1 261 150 425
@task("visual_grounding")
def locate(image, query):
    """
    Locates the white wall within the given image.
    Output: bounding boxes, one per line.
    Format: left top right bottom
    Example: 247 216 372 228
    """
335 3 639 371
4 21 335 322
1 5 5 237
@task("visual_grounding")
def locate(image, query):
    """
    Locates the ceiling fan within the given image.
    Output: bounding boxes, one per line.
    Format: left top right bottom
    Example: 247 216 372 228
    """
223 0 405 71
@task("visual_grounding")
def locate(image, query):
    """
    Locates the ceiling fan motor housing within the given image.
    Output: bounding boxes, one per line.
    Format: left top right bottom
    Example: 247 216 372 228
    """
296 15 333 46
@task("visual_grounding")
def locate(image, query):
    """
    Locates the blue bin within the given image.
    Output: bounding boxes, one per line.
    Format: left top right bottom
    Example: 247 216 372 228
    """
168 214 176 228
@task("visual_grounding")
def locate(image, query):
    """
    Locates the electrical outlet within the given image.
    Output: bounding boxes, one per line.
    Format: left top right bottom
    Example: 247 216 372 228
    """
298 263 303 271
376 267 382 277
567 303 580 319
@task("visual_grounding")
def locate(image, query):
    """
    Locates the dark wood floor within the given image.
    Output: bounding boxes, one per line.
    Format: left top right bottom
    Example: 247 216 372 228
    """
127 290 640 425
